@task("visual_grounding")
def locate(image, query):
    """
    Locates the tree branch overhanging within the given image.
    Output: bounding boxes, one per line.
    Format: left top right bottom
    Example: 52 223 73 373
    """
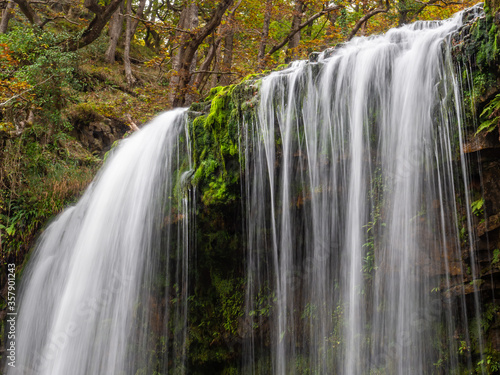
129 13 196 36
39 14 81 28
83 0 102 15
0 75 53 107
411 0 461 22
171 0 234 107
347 0 391 41
191 70 235 75
13 0 125 49
65 0 124 51
266 4 342 57
11 0 42 27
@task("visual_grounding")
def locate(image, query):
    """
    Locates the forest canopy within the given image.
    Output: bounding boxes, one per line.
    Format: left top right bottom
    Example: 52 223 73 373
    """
0 0 475 107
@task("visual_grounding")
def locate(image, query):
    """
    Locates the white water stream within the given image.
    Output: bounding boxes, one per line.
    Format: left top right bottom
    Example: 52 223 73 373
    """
6 109 192 375
243 5 484 374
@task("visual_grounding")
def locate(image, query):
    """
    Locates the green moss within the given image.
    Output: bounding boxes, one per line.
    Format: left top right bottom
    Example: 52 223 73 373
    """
187 219 244 371
454 13 500 136
213 274 244 334
202 175 237 206
474 20 499 68
241 72 265 83
182 72 264 373
188 82 253 207
476 93 500 134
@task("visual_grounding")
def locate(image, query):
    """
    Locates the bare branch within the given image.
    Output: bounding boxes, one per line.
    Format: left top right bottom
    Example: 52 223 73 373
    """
191 70 236 75
415 0 461 6
28 1 61 4
40 14 82 27
411 0 461 20
164 0 182 12
347 0 390 41
266 4 342 57
65 0 124 51
172 0 234 106
84 0 102 15
126 114 140 132
0 75 53 107
11 0 43 26
127 13 196 35
192 0 233 46
229 0 243 16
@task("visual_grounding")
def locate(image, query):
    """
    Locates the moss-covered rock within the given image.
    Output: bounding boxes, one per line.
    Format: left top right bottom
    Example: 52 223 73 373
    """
451 5 500 369
179 77 261 372
188 80 259 207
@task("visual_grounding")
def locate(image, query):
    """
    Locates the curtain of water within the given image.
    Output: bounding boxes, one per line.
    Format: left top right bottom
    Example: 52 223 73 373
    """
5 109 193 375
243 6 484 374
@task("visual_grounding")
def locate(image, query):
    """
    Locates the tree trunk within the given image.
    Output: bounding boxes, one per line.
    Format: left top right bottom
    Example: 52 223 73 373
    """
66 0 124 51
217 0 241 85
193 37 221 91
258 0 272 65
124 0 134 85
321 12 339 48
219 31 234 86
144 0 154 20
105 2 124 63
143 0 161 53
171 0 234 107
12 0 42 26
0 1 15 33
168 1 199 106
184 43 199 104
398 0 409 26
285 0 303 63
209 43 221 89
124 0 147 86
144 26 161 53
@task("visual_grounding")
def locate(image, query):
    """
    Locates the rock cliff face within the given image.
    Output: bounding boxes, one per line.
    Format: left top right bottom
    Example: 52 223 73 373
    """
451 0 500 354
68 109 130 155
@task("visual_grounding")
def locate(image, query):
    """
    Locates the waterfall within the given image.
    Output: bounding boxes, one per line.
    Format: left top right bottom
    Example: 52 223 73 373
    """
5 109 194 375
242 5 485 375
5 5 488 375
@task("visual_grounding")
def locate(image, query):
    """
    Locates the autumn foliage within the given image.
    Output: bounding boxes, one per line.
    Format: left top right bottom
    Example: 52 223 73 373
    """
0 0 476 106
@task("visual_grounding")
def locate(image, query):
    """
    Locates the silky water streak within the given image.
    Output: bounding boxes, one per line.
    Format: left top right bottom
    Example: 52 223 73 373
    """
242 5 484 375
6 109 193 375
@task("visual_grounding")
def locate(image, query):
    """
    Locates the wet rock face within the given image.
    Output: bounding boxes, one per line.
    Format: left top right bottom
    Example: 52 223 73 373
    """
71 115 129 155
482 160 500 216
463 130 500 154
446 4 500 356
490 319 500 351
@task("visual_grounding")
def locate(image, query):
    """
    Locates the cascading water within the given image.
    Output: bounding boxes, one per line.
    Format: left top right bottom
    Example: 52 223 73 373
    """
5 109 194 375
4 5 489 375
242 5 485 375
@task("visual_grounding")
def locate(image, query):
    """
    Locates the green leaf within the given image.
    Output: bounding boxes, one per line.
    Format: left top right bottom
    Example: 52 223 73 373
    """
475 117 499 135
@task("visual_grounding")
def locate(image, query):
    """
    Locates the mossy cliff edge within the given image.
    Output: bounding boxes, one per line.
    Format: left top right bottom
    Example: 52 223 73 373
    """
176 81 259 373
452 0 500 364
